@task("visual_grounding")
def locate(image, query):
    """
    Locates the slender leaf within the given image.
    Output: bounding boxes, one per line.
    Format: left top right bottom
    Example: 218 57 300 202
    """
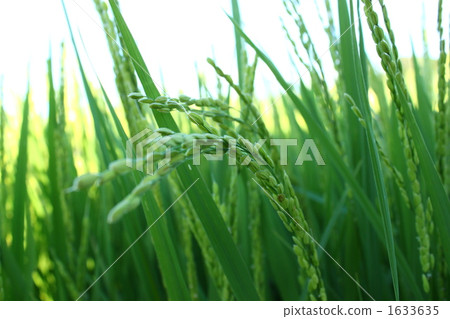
108 0 259 300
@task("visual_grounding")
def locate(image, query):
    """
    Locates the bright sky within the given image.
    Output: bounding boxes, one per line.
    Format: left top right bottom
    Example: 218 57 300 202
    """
0 0 447 115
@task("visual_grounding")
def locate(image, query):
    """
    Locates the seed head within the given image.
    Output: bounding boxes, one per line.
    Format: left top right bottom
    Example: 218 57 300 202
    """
107 195 141 224
128 92 145 100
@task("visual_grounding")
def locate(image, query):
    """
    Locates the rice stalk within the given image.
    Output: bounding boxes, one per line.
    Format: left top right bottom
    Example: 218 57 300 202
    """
226 167 239 242
322 0 342 74
3 0 448 302
345 93 411 212
247 179 265 298
69 98 326 300
206 58 269 139
362 0 434 293
211 181 234 300
93 0 145 136
180 212 199 300
283 0 340 146
205 59 287 186
75 199 91 291
169 176 232 300
436 0 448 187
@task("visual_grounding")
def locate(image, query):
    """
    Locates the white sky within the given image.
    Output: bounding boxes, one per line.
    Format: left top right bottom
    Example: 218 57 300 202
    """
0 0 448 115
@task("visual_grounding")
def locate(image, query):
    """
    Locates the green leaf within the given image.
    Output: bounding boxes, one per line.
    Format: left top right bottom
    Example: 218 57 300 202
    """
338 0 398 300
11 86 30 268
411 50 434 153
9 87 31 300
394 76 450 269
228 14 414 300
228 13 382 236
231 0 244 87
47 57 69 264
63 3 190 300
108 0 259 300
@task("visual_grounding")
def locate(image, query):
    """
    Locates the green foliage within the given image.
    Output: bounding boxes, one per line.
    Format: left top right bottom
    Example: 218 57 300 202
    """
0 0 448 301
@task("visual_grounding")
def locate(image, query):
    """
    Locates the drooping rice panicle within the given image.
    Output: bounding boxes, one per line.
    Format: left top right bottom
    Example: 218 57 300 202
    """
282 0 340 148
378 0 403 74
93 0 146 135
240 56 258 123
243 57 258 102
345 93 411 212
436 0 448 184
69 99 325 299
206 58 292 184
4 0 449 302
133 94 252 133
362 0 434 293
323 0 341 74
206 58 270 138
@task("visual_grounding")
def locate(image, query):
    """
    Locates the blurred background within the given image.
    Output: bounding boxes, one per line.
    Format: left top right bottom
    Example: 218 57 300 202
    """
0 0 447 114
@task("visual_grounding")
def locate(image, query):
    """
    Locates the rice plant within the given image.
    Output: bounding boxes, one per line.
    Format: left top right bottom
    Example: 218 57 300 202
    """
0 0 449 301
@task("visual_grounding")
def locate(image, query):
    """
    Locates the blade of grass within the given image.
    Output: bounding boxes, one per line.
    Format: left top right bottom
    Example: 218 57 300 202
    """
229 16 420 300
339 0 399 300
338 0 366 169
63 3 190 300
0 88 6 217
7 87 31 300
412 50 434 153
231 0 244 87
11 86 30 269
47 57 69 264
394 76 450 268
228 14 382 236
0 87 4 300
108 0 259 300
0 238 30 299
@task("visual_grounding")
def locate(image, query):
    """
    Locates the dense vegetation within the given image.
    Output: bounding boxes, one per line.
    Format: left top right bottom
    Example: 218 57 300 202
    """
0 0 448 301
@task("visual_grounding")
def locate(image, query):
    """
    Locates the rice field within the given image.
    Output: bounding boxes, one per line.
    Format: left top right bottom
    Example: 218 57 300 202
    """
0 0 449 301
